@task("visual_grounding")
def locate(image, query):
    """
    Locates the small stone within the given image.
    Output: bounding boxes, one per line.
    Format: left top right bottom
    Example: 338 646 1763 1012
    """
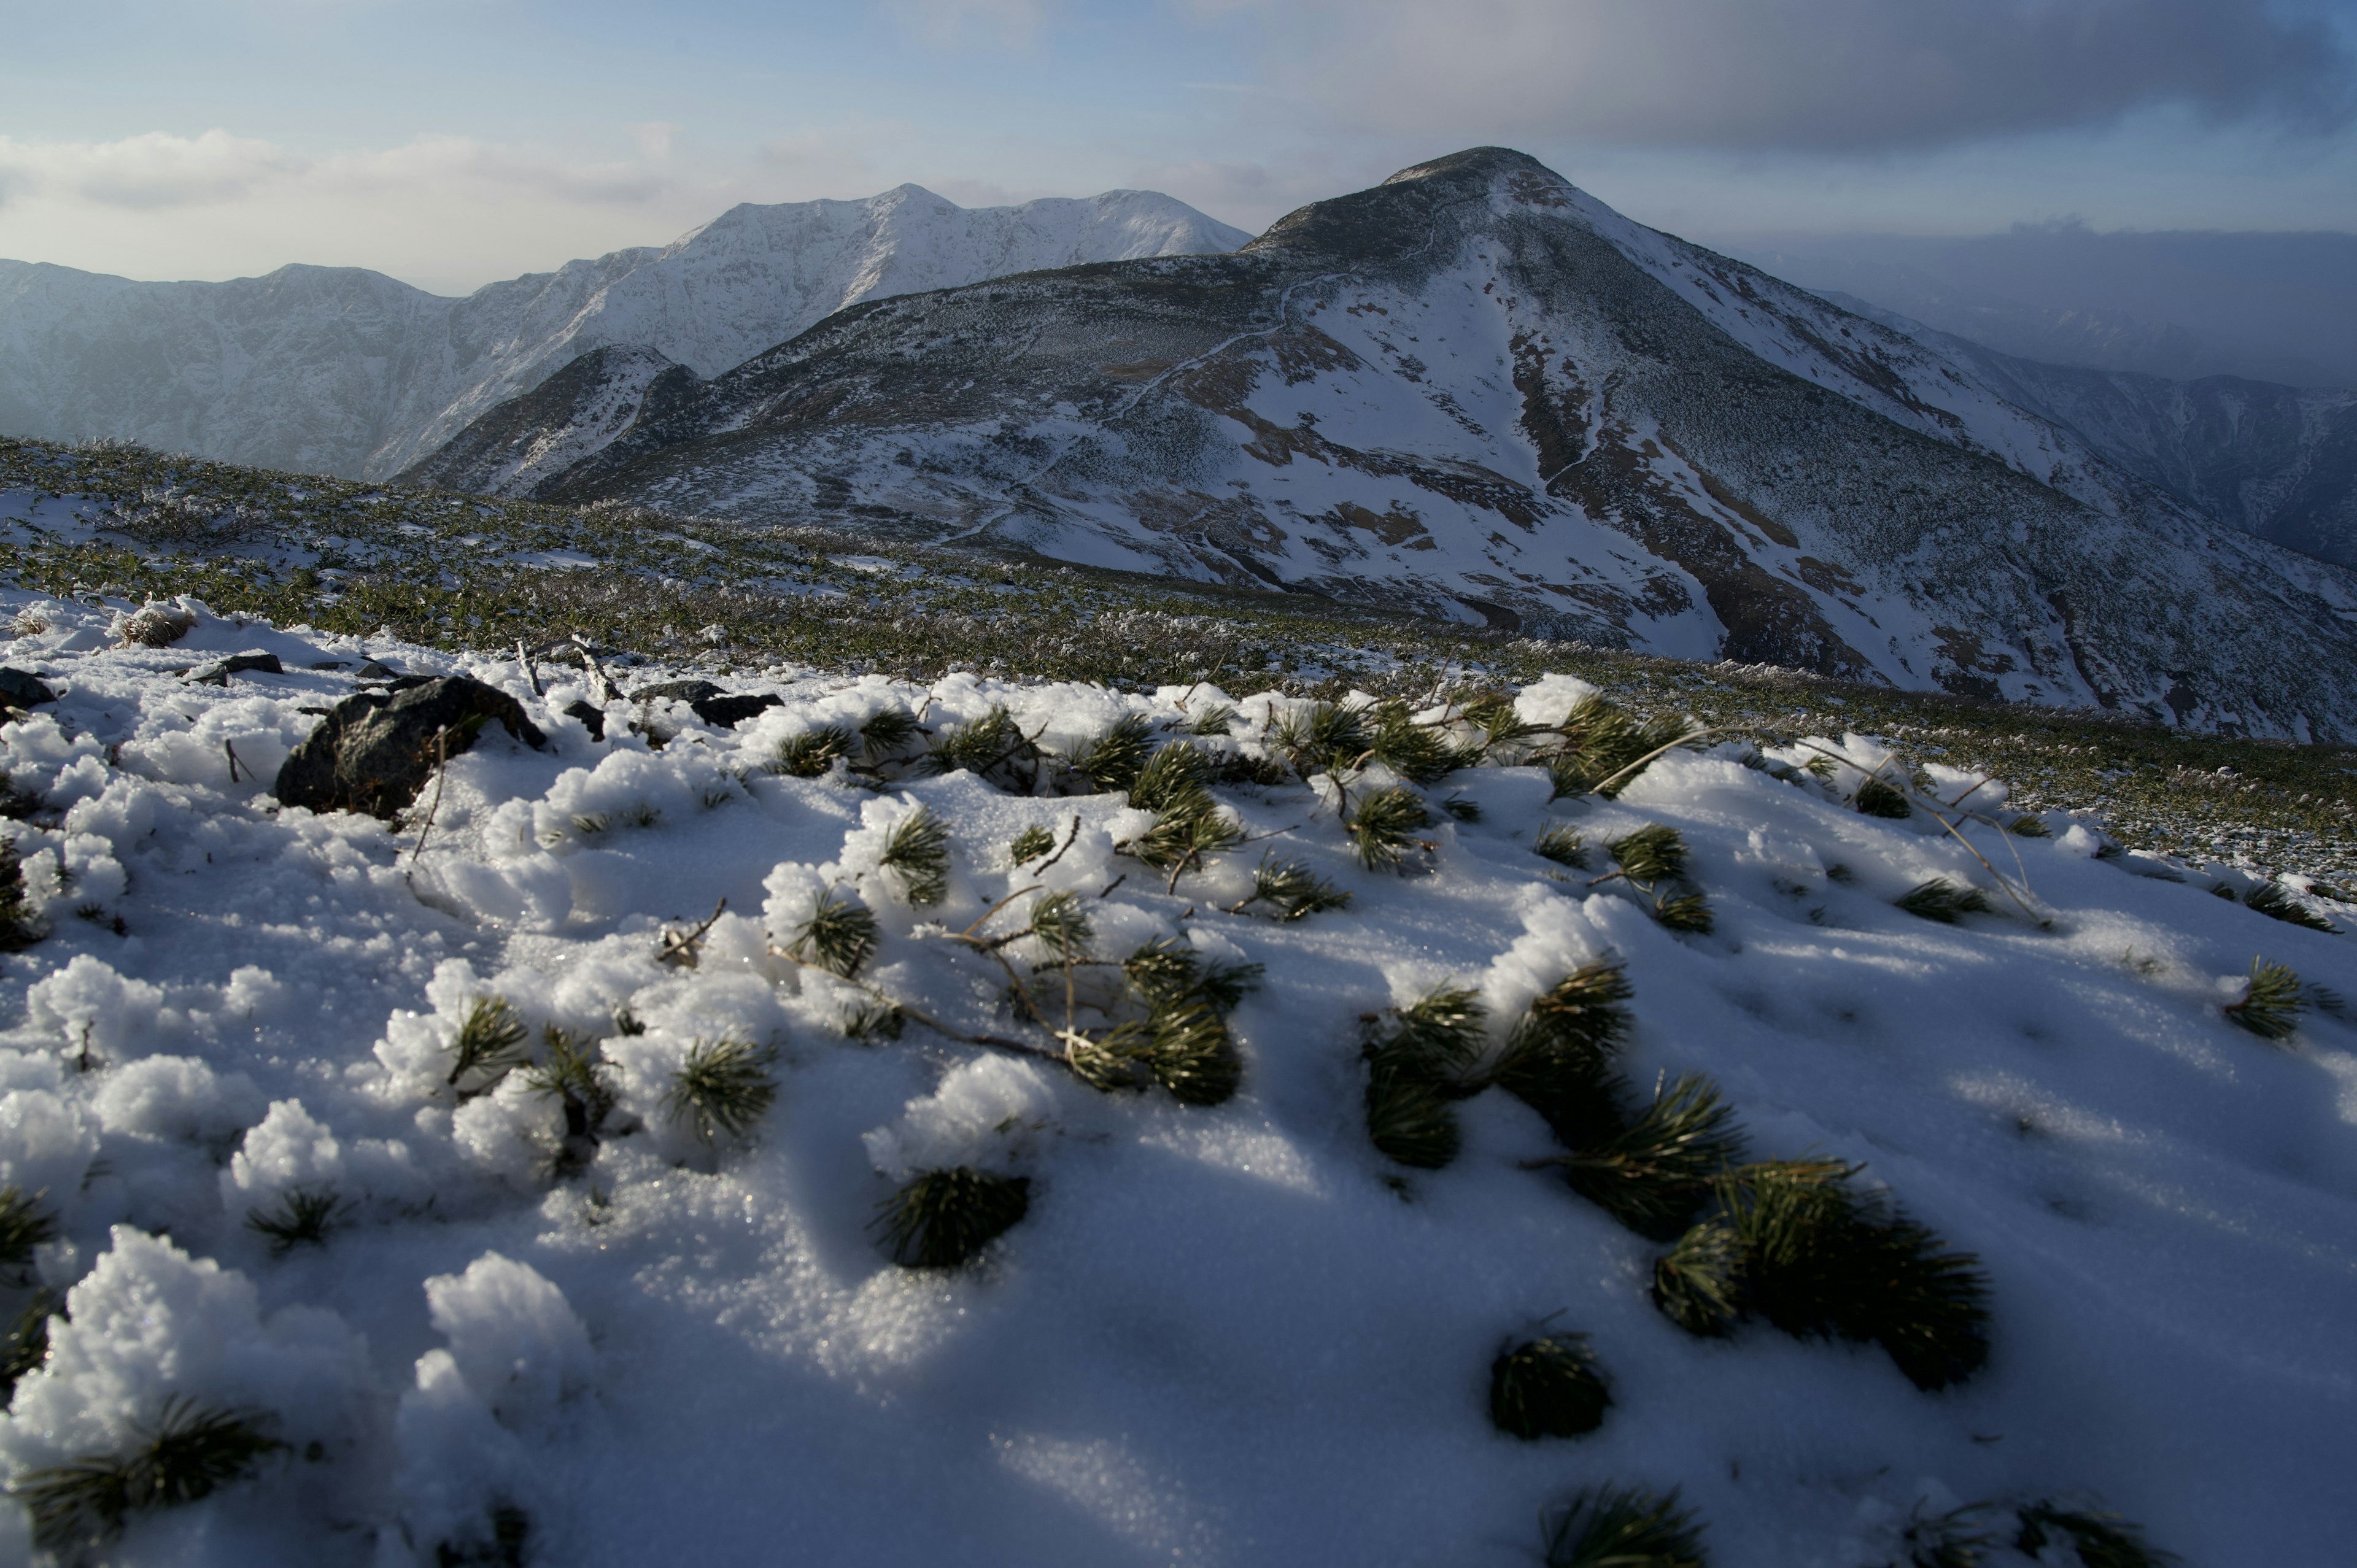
692 692 784 728
356 660 397 680
185 650 285 684
563 700 606 741
630 679 726 706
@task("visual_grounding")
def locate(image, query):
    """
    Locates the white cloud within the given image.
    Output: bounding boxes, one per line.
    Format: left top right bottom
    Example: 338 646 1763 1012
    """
0 130 305 210
1213 0 2354 152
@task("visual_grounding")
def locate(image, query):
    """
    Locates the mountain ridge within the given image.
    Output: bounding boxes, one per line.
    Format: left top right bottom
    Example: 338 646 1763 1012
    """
427 146 2357 738
0 185 1251 482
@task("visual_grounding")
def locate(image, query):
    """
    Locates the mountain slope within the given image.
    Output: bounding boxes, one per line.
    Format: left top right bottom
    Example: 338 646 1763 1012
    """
472 149 2357 739
0 187 1250 482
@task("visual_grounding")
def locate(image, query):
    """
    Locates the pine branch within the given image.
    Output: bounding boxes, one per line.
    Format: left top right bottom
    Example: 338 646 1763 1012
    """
873 1167 1031 1269
447 995 529 1093
1490 1334 1612 1439
2225 956 2305 1040
1345 785 1434 871
245 1185 355 1255
662 1037 779 1145
1530 1072 1742 1240
787 889 880 978
879 806 952 905
1540 1483 1708 1568
13 1396 285 1555
1225 853 1353 921
1533 822 1588 869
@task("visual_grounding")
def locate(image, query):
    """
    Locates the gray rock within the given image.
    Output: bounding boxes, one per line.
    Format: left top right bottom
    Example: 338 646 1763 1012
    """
185 650 286 686
0 669 56 708
274 675 548 819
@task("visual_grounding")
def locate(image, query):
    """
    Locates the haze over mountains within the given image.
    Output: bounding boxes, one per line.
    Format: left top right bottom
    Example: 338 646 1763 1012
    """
0 185 1251 481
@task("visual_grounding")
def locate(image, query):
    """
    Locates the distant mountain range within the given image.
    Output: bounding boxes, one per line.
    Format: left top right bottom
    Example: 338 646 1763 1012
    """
0 186 1250 481
396 149 2357 738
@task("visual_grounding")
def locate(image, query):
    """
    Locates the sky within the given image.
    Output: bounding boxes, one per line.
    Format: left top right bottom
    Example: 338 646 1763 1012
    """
1 0 2353 297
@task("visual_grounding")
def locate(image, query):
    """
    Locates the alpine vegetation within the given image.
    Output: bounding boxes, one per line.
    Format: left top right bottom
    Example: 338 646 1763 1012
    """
0 587 2304 1565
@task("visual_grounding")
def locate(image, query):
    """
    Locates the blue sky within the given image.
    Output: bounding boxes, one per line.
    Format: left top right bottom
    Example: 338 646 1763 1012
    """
2 0 2353 294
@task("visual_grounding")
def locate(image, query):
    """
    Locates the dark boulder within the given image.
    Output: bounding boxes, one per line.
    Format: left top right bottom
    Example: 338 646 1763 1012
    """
0 670 56 708
563 699 606 741
185 650 285 686
276 675 548 819
629 678 781 729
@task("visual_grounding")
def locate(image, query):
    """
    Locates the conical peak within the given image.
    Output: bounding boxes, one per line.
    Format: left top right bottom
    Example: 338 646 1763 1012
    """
1244 147 1574 264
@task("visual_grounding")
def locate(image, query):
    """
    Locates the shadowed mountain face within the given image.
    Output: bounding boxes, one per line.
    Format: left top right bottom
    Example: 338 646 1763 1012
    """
411 149 2357 740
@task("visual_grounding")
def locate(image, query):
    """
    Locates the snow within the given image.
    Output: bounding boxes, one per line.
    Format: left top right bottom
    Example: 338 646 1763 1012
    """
0 592 2348 1566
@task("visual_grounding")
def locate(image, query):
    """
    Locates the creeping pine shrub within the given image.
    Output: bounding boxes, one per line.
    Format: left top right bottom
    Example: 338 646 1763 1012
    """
1489 1334 1612 1439
2244 881 2338 932
1606 825 1687 886
2007 813 2051 838
663 1038 779 1145
522 1027 618 1176
1063 940 1260 1105
1855 775 1913 819
1066 713 1155 794
788 889 880 978
874 1167 1031 1269
12 1396 285 1555
0 1288 61 1402
1027 890 1093 962
2014 1500 2181 1568
1897 878 1993 924
1545 1074 1744 1240
0 1186 60 1278
1186 703 1236 736
1533 822 1587 869
879 806 951 905
2225 957 2304 1040
1544 697 1698 800
1123 751 1242 883
1539 1483 1708 1568
773 724 856 778
858 706 921 760
1363 986 1489 1170
926 705 1040 789
1271 700 1371 778
1127 741 1212 813
1893 1504 1997 1568
447 995 529 1095
1345 786 1434 871
1007 824 1056 865
0 838 44 951
1227 854 1352 921
1652 1159 1993 1391
1492 960 1634 1148
246 1186 354 1254
1366 699 1464 785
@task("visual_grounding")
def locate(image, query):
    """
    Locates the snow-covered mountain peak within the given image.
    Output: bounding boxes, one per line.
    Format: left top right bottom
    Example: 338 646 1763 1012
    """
0 183 1253 481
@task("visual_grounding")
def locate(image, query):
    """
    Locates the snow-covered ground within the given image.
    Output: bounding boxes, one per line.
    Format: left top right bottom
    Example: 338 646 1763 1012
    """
0 592 2350 1566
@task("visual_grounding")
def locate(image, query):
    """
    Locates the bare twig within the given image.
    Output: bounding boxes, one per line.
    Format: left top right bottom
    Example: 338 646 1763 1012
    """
406 727 452 878
658 897 729 968
517 638 542 697
1032 814 1084 873
223 739 244 784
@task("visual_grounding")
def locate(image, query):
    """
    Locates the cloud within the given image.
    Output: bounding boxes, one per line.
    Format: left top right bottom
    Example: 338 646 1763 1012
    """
0 130 305 210
1214 0 2355 151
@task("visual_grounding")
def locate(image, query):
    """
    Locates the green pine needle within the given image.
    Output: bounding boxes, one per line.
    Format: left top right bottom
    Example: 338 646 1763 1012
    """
244 1185 354 1255
1028 890 1094 961
0 838 39 951
2014 1501 2181 1568
1545 697 1699 800
2006 814 2051 838
858 706 921 759
1441 795 1482 823
0 1288 59 1402
1651 889 1714 934
1552 1073 1744 1240
13 1396 285 1554
1540 1483 1708 1568
1123 938 1262 1015
1856 776 1913 818
1272 701 1371 778
873 1167 1031 1269
1368 700 1460 786
843 1000 906 1041
1127 742 1213 814
879 806 951 905
1067 983 1246 1106
926 705 1038 786
662 1037 779 1145
2226 956 2306 1040
1533 822 1588 869
1067 713 1155 794
2244 882 2338 932
1187 703 1237 736
521 1027 618 1161
789 889 880 978
1233 854 1353 921
1489 1334 1612 1440
0 1185 59 1276
772 725 857 778
1651 1216 1743 1337
1345 785 1434 870
447 995 528 1091
1897 1504 1997 1568
1128 798 1244 878
1897 878 1993 924
1007 824 1056 865
1606 824 1689 886
1363 1060 1460 1169
1492 960 1634 1147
